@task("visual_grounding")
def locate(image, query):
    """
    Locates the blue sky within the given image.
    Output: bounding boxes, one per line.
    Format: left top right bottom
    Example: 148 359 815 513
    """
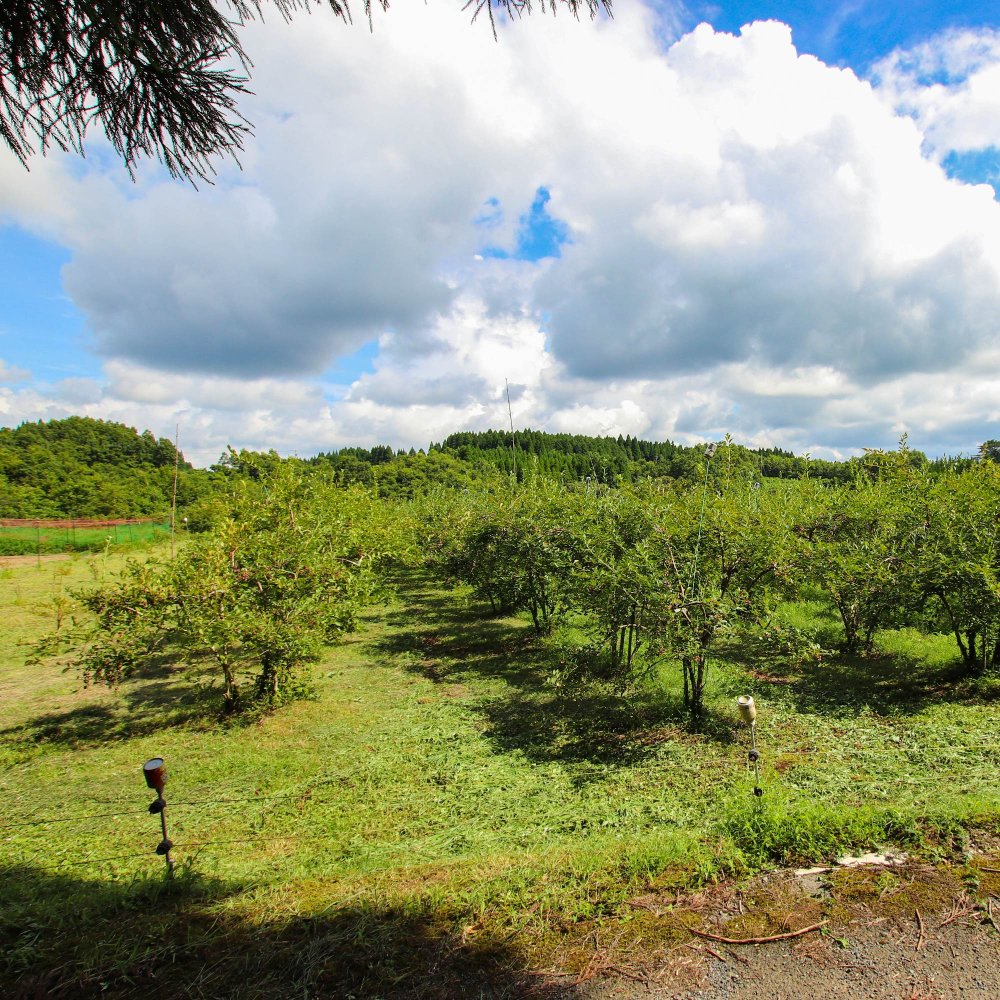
0 229 96 383
686 1 1000 70
3 0 1000 464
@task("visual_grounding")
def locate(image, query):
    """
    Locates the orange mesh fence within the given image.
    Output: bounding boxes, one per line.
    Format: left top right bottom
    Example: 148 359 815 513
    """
0 518 165 529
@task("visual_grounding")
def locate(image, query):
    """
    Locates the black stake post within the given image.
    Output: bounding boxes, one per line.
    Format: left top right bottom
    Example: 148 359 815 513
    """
143 757 175 877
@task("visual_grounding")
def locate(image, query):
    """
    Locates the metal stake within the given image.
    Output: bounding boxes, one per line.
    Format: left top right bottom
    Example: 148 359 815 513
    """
143 757 175 877
736 695 763 798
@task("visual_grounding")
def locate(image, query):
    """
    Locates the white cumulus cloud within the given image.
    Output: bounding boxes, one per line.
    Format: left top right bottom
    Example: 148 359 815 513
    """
3 4 1000 460
874 29 1000 157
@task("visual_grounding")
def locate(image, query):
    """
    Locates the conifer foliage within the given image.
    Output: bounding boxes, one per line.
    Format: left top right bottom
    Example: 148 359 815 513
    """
2 0 610 180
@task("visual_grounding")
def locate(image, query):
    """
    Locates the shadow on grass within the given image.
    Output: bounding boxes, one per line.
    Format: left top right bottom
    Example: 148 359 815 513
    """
802 653 999 715
0 659 224 753
1 863 539 1000
376 570 708 768
379 578 502 635
736 643 1000 718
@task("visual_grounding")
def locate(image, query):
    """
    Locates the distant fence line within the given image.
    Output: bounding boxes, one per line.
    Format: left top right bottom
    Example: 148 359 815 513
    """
0 517 164 529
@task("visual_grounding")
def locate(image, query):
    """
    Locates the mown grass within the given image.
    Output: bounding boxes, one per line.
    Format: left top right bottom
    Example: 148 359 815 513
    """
3 558 1000 997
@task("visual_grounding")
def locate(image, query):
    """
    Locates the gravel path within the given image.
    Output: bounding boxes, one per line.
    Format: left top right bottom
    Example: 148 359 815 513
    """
563 860 1000 1000
575 917 1000 999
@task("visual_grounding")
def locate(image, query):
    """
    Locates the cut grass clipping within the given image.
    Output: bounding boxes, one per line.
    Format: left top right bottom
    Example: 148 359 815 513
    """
3 558 1000 996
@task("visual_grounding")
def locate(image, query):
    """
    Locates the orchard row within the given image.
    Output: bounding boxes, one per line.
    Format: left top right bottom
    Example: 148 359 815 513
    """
55 442 1000 715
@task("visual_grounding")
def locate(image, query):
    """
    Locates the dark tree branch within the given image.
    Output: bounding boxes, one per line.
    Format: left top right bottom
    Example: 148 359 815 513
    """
2 0 611 181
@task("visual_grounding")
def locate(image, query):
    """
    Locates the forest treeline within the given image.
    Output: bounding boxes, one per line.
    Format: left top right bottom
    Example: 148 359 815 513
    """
314 428 859 488
0 416 989 518
0 417 215 518
315 429 984 493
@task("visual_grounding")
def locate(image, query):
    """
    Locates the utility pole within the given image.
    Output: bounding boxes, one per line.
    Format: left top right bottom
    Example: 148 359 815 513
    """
505 379 518 481
170 424 180 558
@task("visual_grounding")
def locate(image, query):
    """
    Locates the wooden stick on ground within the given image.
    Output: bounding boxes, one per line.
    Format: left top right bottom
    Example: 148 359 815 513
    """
687 942 728 963
915 909 926 953
689 921 828 945
603 965 649 984
939 896 976 928
985 898 1000 933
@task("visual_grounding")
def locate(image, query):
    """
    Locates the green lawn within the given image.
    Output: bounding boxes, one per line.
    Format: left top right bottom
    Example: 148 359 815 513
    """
3 556 1000 996
0 520 171 556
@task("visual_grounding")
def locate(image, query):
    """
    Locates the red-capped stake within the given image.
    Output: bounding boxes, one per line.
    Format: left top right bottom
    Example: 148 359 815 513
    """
142 758 175 877
143 757 167 794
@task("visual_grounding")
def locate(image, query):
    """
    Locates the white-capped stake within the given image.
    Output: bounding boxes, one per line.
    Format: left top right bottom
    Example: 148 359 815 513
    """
736 694 756 724
735 696 763 798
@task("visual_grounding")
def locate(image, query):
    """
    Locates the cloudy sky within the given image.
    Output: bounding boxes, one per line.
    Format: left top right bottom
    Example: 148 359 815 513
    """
3 0 1000 466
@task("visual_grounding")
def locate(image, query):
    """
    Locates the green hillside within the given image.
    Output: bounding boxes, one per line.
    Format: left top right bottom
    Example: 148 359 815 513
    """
0 417 214 518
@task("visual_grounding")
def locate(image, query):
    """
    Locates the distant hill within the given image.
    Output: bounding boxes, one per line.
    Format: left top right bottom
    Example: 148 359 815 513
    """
435 428 860 483
0 417 213 518
5 418 973 517
314 427 855 491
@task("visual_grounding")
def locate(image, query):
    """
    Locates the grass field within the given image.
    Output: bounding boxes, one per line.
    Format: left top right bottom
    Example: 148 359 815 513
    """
3 552 1000 997
0 520 171 556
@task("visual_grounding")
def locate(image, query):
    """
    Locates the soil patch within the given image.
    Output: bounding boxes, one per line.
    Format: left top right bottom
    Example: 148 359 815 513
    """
0 553 71 568
563 861 1000 1000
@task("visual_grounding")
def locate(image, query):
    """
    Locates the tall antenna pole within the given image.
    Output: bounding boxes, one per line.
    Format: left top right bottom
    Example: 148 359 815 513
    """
170 423 180 558
505 379 518 481
690 442 716 598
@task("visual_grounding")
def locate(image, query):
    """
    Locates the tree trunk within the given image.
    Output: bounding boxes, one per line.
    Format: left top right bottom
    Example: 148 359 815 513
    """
222 662 239 713
615 621 626 669
834 595 859 654
257 655 280 702
964 630 984 675
934 591 979 672
682 655 705 716
691 654 705 715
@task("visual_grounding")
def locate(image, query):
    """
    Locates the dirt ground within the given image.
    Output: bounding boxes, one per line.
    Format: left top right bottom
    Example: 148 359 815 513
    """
563 857 1000 1000
0 552 71 567
576 917 1000 999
